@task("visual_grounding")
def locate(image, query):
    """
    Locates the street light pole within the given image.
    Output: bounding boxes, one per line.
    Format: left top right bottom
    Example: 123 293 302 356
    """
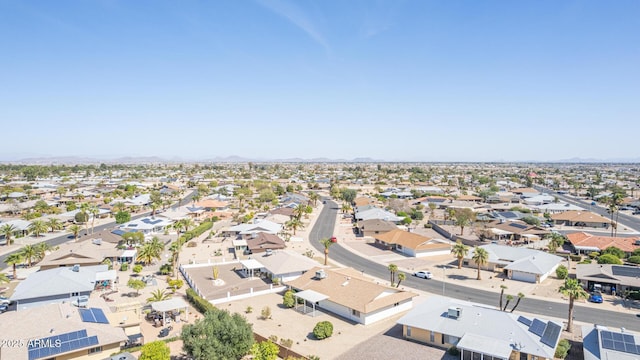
442 266 446 296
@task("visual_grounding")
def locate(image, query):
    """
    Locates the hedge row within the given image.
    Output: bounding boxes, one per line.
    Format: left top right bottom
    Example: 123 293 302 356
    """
186 288 216 314
179 221 213 245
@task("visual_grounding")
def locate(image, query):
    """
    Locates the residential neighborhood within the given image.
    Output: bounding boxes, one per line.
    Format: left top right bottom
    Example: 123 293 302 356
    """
1 162 640 359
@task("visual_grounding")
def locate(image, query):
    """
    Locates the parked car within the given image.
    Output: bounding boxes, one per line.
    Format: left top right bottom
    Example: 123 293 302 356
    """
413 271 433 279
589 291 603 303
633 210 640 215
0 304 8 313
0 296 12 305
330 236 337 243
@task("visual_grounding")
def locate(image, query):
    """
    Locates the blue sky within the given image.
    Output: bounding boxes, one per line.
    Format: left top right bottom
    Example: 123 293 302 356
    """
1 1 639 162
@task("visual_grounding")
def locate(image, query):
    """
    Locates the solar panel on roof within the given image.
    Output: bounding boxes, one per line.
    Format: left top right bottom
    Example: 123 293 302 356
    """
601 331 613 340
600 330 639 355
509 222 528 229
602 338 614 350
112 229 125 236
613 332 624 342
79 308 95 323
529 319 546 337
27 330 99 360
612 266 640 278
540 322 562 347
624 334 635 343
92 308 109 324
614 341 626 352
517 316 532 326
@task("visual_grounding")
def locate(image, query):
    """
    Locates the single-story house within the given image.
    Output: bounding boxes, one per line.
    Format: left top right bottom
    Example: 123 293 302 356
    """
355 208 404 223
252 250 319 283
357 219 397 237
511 188 540 197
566 232 640 254
465 244 563 283
576 264 640 295
0 303 128 360
119 216 173 235
374 229 452 258
225 220 283 238
581 324 640 360
38 240 122 270
551 210 611 229
194 198 230 211
397 296 561 360
478 220 550 243
10 265 117 310
532 202 584 214
269 207 295 218
353 197 374 207
286 267 418 325
246 232 286 254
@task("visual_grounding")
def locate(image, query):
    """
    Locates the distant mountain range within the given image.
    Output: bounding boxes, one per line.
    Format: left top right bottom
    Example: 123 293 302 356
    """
1 155 639 165
0 155 383 165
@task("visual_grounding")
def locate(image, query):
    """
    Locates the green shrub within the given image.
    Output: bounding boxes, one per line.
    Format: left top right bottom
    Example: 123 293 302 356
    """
424 223 432 228
556 265 568 279
120 263 129 271
598 254 623 265
283 290 295 308
132 264 143 274
555 339 571 359
569 254 582 262
159 263 172 275
588 252 600 259
627 256 640 264
313 321 333 340
447 346 460 356
579 259 592 264
186 288 216 314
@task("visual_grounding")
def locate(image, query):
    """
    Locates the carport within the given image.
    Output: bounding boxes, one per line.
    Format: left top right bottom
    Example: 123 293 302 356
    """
294 289 329 317
151 298 189 324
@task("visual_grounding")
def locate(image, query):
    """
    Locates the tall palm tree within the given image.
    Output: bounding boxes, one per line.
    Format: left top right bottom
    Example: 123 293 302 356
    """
558 278 589 332
180 218 193 235
173 221 185 238
341 203 352 214
293 205 306 221
1 224 16 246
471 247 489 280
46 218 63 233
499 285 508 311
388 264 398 286
320 238 334 266
169 241 182 278
80 202 90 235
136 244 156 266
28 220 47 238
451 240 469 269
503 294 514 312
89 204 100 234
547 233 565 253
20 244 38 267
4 252 23 279
148 236 165 257
68 224 82 242
510 292 525 313
396 272 406 288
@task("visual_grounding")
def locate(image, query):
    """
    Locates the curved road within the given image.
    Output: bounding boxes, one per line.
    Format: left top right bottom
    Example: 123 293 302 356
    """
310 200 640 331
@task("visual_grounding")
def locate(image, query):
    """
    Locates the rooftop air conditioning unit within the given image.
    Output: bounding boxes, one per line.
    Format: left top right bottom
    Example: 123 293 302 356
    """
447 306 462 319
71 264 80 272
315 269 327 280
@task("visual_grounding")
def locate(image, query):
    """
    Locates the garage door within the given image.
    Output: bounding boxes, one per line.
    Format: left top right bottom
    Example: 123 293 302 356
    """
512 271 536 283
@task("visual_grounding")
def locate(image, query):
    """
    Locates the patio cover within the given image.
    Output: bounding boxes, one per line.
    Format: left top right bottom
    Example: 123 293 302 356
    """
294 289 329 303
490 228 513 236
121 249 137 258
240 259 263 270
456 333 512 360
95 270 117 281
151 297 189 313
232 239 248 247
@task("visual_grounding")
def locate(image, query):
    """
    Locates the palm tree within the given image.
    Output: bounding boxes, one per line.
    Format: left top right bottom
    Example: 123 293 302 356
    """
1 224 17 246
80 202 90 235
46 218 63 233
173 221 185 238
68 224 82 242
4 252 23 279
28 220 47 238
471 247 489 280
503 294 514 312
308 192 320 207
113 202 126 214
136 244 156 266
499 285 508 311
89 204 99 234
396 272 406 288
35 242 52 261
169 241 182 278
293 205 306 221
558 278 589 332
320 238 334 266
428 203 437 218
179 218 193 236
286 218 304 235
510 292 525 313
147 289 171 303
451 240 469 269
148 236 165 257
610 192 624 237
547 233 565 253
388 264 398 286
20 244 38 267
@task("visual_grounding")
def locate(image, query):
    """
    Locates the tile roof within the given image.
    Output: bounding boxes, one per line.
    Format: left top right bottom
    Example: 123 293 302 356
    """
567 232 640 252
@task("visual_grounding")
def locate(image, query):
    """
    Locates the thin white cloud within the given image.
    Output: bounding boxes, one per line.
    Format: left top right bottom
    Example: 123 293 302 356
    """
256 0 330 53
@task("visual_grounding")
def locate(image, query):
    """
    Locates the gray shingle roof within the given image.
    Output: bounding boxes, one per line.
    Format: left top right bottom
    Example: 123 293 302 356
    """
11 265 107 301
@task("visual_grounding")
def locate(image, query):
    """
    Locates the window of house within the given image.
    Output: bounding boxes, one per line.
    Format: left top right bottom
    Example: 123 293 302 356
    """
430 331 435 343
406 326 411 337
88 346 102 354
71 292 79 296
520 353 528 360
352 309 360 317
